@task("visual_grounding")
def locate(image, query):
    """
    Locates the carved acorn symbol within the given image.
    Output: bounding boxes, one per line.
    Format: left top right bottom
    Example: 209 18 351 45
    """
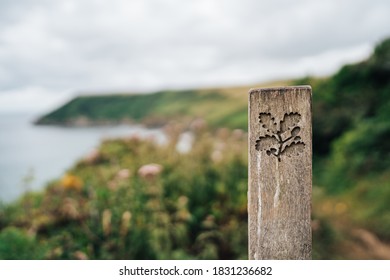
255 112 305 161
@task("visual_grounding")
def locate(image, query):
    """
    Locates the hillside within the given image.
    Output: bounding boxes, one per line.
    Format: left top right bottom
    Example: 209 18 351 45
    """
1 38 389 260
35 81 292 131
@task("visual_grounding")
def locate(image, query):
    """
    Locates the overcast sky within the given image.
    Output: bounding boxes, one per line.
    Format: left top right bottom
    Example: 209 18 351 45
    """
0 0 389 113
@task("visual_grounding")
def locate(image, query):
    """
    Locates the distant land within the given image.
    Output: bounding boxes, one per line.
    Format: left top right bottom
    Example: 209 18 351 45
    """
34 80 293 130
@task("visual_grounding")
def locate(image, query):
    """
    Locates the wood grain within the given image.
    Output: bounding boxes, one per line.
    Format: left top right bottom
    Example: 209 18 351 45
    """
248 86 312 260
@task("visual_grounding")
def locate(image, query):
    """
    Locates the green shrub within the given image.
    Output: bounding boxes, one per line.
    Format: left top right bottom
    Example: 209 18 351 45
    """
0 227 45 259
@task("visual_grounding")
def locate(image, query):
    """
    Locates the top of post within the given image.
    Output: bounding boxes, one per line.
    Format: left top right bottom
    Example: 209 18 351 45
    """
249 85 312 95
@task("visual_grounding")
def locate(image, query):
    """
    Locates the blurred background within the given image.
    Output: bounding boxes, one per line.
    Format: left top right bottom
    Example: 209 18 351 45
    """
0 0 389 259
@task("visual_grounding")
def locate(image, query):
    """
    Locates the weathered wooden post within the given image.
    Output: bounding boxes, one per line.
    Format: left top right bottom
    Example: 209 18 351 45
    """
248 86 312 259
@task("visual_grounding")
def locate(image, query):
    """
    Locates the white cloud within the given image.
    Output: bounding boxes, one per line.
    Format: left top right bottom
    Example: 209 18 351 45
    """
0 0 389 112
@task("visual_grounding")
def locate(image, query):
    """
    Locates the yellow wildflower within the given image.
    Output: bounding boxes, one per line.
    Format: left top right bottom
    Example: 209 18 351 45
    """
61 173 83 191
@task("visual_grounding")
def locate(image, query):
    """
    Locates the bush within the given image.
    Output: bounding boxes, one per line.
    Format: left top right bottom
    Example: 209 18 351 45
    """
0 227 45 259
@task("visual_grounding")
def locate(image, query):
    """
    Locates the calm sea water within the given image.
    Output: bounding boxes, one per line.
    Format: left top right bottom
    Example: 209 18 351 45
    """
0 113 165 203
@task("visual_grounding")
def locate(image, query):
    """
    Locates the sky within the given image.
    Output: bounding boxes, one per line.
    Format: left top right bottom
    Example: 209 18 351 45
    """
0 0 389 113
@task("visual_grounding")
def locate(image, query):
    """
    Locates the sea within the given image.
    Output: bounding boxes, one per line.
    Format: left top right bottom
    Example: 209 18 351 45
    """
0 113 166 204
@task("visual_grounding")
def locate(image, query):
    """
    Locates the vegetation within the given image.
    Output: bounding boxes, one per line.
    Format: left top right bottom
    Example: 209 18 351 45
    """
1 38 389 259
1 125 248 259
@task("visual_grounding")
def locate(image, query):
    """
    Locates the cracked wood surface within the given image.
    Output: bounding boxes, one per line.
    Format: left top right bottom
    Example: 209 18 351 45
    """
248 86 312 259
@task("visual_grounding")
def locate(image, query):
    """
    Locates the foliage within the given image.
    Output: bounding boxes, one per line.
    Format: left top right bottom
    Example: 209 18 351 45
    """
309 38 390 257
0 227 45 259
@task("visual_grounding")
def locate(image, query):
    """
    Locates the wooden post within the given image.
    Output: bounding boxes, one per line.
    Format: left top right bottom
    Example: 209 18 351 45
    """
248 86 312 260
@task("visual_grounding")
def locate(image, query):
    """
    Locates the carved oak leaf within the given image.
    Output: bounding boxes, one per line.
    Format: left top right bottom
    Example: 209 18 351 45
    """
255 135 278 151
283 142 305 158
259 113 277 133
280 113 301 133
